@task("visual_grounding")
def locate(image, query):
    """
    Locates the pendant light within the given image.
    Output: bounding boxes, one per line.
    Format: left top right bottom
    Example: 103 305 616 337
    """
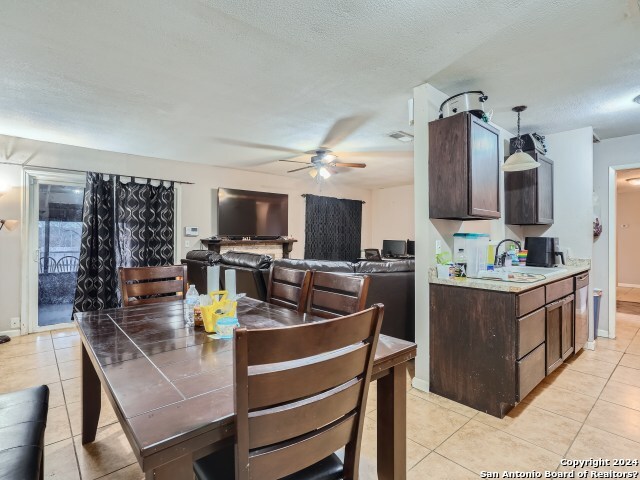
501 106 540 172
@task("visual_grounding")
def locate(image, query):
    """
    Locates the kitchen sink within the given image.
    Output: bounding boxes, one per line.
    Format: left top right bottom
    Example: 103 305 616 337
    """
507 266 567 276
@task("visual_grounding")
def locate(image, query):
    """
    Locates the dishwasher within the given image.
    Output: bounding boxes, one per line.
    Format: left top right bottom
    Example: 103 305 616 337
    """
574 272 590 351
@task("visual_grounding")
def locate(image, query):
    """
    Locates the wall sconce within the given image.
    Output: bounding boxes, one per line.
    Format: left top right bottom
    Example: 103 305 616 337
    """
0 219 18 231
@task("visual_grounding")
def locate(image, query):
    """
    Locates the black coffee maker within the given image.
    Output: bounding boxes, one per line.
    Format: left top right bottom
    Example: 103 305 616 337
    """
524 237 565 267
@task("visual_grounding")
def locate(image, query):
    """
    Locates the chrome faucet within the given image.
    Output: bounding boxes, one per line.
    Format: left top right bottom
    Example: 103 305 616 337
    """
494 239 522 267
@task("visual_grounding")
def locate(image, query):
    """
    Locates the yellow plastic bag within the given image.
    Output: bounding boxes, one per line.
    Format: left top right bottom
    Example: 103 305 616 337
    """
201 291 237 333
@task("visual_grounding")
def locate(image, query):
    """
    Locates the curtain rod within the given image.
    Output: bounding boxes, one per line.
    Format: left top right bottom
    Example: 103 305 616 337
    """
0 162 194 185
301 193 365 204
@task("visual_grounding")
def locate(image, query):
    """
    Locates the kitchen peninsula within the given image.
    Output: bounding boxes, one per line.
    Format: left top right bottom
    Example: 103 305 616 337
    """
429 264 590 418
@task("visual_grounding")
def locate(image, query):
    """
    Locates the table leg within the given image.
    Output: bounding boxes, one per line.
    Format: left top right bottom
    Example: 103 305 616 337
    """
376 364 407 480
82 343 101 444
145 455 194 480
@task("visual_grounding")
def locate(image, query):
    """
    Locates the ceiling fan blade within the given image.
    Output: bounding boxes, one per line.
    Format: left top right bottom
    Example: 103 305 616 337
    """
331 162 367 168
213 137 305 155
279 159 311 165
288 165 314 173
320 114 372 149
336 150 412 159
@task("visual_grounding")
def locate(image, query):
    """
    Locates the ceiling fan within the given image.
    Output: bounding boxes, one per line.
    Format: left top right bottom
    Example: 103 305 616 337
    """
215 114 412 180
281 149 366 178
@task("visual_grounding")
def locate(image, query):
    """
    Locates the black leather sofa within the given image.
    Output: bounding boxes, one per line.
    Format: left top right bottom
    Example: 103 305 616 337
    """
273 258 415 341
181 250 221 294
182 251 415 341
182 251 272 301
0 385 49 479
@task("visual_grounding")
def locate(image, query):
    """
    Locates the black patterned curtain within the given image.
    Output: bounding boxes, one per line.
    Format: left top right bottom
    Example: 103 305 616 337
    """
115 179 175 269
73 174 175 313
304 194 362 261
73 173 118 313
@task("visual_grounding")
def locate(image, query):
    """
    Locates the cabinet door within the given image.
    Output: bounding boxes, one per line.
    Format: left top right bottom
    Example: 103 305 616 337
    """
536 154 554 224
561 294 575 360
468 116 500 218
546 300 563 374
574 275 590 352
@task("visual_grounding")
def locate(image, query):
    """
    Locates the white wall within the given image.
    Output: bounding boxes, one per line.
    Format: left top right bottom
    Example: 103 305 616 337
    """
521 127 594 261
593 133 640 336
0 134 372 332
370 184 414 251
617 191 640 286
412 83 594 392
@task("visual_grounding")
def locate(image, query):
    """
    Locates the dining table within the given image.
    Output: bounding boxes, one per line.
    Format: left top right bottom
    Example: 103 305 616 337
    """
75 297 417 480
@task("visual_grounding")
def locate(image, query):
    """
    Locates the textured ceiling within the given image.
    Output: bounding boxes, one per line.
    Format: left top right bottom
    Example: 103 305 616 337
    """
0 0 638 188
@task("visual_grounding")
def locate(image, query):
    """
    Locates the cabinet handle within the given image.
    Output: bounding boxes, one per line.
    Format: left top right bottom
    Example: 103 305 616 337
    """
576 273 589 281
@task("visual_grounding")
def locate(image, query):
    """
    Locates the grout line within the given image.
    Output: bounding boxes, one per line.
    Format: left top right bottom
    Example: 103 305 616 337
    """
106 313 187 400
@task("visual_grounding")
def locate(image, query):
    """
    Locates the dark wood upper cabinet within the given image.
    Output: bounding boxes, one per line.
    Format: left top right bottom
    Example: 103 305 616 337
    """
429 113 501 220
505 151 554 225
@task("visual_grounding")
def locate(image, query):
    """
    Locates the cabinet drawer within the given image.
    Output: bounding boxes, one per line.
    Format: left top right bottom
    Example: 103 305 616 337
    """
546 278 573 303
575 272 589 290
517 343 546 401
517 308 545 359
516 287 545 317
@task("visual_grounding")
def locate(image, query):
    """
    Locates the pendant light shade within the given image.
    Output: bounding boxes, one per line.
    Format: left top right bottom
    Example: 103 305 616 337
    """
502 151 540 171
502 106 540 172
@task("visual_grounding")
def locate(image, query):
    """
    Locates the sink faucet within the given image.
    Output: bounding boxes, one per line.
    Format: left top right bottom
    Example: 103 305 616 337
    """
494 239 522 267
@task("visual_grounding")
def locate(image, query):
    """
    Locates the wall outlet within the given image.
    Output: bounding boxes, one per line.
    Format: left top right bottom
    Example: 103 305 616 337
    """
435 240 442 255
185 240 191 248
10 317 20 329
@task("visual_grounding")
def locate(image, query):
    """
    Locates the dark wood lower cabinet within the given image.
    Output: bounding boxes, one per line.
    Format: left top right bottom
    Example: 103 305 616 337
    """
545 299 563 375
430 273 588 418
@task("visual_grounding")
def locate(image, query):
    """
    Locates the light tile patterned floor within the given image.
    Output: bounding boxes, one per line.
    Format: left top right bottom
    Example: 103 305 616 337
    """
2 313 640 479
618 286 640 304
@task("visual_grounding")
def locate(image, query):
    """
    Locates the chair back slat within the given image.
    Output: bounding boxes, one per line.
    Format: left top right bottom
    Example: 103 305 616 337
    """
249 413 356 480
247 308 377 365
248 343 369 410
119 265 187 307
266 266 311 313
308 271 370 318
234 304 384 480
248 379 362 450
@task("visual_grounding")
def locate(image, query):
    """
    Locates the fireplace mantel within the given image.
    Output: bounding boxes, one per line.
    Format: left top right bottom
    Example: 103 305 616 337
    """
200 238 297 259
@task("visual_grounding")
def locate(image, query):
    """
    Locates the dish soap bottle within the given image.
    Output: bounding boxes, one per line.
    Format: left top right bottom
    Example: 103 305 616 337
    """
455 249 467 278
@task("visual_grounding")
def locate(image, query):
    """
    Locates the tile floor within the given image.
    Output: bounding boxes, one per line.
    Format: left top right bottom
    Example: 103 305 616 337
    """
2 313 640 479
617 286 640 304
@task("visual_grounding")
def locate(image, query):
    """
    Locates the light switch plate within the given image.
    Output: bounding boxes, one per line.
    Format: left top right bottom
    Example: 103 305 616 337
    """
435 240 442 255
185 240 191 248
10 317 20 329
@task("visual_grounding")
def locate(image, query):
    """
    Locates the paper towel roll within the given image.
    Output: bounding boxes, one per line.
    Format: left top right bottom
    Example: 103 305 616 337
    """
207 265 220 294
225 269 236 299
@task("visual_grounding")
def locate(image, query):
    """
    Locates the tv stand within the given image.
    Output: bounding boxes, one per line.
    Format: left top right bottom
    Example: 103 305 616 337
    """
200 237 297 259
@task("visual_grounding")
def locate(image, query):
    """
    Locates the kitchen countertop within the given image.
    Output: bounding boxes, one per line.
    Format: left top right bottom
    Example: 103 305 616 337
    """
429 263 590 293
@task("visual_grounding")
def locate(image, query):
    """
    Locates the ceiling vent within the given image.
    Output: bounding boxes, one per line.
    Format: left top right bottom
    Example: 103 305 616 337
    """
388 131 414 143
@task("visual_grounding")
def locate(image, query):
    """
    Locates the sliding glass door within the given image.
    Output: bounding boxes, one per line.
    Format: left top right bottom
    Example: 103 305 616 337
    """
27 170 86 332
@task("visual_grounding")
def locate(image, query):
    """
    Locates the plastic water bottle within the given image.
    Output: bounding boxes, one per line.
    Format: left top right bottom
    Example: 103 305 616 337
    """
184 285 199 326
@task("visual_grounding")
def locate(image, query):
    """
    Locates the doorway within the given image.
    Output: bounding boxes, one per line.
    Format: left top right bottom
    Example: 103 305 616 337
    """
26 169 85 332
615 169 640 314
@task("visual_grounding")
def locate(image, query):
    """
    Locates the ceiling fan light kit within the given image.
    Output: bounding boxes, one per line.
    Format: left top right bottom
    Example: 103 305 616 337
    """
502 106 541 172
626 177 640 186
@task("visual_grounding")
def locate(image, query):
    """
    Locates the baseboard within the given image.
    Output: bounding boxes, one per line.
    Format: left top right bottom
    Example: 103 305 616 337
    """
0 329 21 338
597 329 612 338
411 377 429 393
585 340 596 350
618 283 640 288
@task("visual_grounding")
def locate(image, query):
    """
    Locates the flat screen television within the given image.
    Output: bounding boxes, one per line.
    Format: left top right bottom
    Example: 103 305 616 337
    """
217 188 288 237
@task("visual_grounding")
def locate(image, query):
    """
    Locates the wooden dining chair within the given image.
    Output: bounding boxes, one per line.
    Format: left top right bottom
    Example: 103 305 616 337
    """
193 304 384 480
266 265 312 313
119 264 188 307
307 271 371 318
